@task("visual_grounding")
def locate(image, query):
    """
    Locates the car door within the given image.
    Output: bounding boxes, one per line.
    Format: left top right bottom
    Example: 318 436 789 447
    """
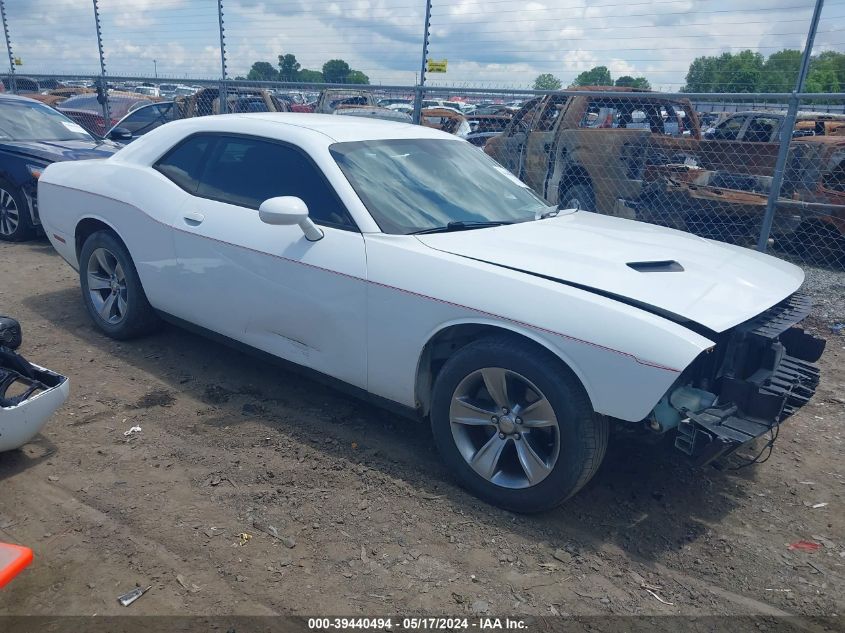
522 95 570 197
491 98 543 176
117 102 176 139
167 133 368 388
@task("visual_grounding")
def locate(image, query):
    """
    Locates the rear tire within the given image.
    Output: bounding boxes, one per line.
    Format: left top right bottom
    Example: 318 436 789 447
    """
430 336 608 513
0 179 34 242
559 183 595 212
79 230 161 339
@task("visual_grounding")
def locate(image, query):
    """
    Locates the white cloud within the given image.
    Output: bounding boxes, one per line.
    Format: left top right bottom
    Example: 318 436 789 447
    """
0 0 837 89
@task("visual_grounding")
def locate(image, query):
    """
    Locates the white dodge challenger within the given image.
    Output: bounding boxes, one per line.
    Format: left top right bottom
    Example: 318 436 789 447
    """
38 114 824 512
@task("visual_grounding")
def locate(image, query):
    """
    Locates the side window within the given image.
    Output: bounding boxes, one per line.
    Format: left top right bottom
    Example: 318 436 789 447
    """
580 102 618 128
120 105 164 135
713 116 745 141
535 97 567 132
507 99 542 135
154 135 213 193
822 158 845 193
745 116 778 142
196 136 354 229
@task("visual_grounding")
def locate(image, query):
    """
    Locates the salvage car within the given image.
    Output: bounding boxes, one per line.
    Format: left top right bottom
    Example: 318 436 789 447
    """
0 317 69 453
640 135 845 265
314 89 400 121
0 94 119 241
704 111 845 142
174 87 288 118
105 101 178 143
57 92 155 137
38 114 824 512
421 107 471 138
484 88 700 214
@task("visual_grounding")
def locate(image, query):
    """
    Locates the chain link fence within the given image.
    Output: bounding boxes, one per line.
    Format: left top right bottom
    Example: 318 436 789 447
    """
0 0 844 272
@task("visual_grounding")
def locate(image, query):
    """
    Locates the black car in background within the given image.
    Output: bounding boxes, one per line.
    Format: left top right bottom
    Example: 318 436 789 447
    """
106 101 178 143
0 94 120 241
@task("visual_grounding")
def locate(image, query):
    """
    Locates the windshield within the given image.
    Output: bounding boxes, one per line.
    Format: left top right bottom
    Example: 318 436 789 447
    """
331 138 549 234
0 99 95 142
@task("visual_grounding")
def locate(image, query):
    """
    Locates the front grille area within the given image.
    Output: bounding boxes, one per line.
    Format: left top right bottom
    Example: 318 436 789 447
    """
674 291 825 465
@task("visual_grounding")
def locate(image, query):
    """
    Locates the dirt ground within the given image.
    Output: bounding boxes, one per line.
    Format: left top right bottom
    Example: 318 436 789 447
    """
0 239 843 619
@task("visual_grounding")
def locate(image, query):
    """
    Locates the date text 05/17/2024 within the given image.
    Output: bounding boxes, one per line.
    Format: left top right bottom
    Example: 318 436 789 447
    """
307 618 528 630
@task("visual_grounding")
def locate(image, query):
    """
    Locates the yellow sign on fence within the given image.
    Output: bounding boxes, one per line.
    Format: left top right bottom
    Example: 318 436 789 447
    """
13 57 22 66
426 59 447 73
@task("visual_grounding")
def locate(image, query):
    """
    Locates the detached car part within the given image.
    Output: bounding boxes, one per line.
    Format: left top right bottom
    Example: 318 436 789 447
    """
0 316 21 350
0 345 68 452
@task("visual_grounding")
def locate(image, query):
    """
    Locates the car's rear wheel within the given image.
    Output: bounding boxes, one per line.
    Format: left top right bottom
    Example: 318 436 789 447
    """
430 336 608 513
0 180 34 242
79 230 161 339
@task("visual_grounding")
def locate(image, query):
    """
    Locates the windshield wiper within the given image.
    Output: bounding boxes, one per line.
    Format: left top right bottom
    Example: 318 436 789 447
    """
409 220 514 235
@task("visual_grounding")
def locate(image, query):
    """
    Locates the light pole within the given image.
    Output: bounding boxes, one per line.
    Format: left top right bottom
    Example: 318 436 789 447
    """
153 59 157 79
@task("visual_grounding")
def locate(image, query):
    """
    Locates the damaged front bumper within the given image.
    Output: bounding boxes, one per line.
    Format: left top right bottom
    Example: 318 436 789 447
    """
1 348 68 452
654 293 825 465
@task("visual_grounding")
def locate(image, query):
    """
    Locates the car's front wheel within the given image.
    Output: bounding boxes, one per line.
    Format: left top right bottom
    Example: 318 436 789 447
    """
0 179 34 242
79 230 161 339
430 336 608 513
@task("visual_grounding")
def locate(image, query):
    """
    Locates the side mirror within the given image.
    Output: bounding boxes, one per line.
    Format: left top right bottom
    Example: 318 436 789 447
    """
108 126 133 141
258 196 324 242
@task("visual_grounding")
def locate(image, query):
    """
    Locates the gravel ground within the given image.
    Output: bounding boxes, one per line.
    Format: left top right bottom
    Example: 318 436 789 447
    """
803 266 845 328
0 240 843 622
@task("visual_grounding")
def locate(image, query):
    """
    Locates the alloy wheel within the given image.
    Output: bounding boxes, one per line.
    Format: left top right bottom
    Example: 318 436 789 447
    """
449 367 561 489
87 247 128 324
0 188 20 236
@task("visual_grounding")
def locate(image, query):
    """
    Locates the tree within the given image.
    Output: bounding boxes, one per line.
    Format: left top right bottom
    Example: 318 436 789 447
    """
246 61 278 82
297 69 324 83
322 59 351 83
570 66 613 87
278 54 301 82
760 49 802 92
346 70 370 85
682 49 845 93
683 50 763 92
615 75 651 90
533 73 562 90
806 50 844 93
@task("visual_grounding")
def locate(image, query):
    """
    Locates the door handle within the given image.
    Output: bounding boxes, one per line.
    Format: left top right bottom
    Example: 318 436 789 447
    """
182 211 204 226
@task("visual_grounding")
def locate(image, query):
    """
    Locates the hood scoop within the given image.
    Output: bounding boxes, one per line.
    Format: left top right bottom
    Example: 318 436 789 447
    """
627 260 684 273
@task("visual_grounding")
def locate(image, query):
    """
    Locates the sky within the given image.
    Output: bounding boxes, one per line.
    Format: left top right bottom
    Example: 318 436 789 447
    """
1 0 843 89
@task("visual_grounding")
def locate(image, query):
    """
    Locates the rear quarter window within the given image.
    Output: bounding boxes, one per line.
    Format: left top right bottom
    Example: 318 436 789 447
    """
154 135 213 193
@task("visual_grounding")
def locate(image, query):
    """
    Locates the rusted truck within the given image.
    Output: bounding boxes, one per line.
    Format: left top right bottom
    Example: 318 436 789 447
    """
641 136 845 265
484 88 845 266
484 87 702 215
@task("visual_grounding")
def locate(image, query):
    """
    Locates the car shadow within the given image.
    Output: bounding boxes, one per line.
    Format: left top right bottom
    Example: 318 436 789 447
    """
23 286 759 563
0 436 58 482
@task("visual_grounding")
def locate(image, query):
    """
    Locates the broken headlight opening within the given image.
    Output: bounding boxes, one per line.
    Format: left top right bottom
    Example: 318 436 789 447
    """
648 292 825 467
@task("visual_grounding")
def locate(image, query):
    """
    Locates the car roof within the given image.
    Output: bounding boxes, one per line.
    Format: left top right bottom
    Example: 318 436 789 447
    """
0 93 42 104
112 112 457 165
203 112 451 142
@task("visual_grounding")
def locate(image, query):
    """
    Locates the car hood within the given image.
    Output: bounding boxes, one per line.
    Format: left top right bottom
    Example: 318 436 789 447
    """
415 211 804 333
0 139 120 164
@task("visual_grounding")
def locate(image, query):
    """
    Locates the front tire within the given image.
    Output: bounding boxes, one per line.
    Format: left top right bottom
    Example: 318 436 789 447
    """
0 179 34 242
430 336 608 513
79 230 161 339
